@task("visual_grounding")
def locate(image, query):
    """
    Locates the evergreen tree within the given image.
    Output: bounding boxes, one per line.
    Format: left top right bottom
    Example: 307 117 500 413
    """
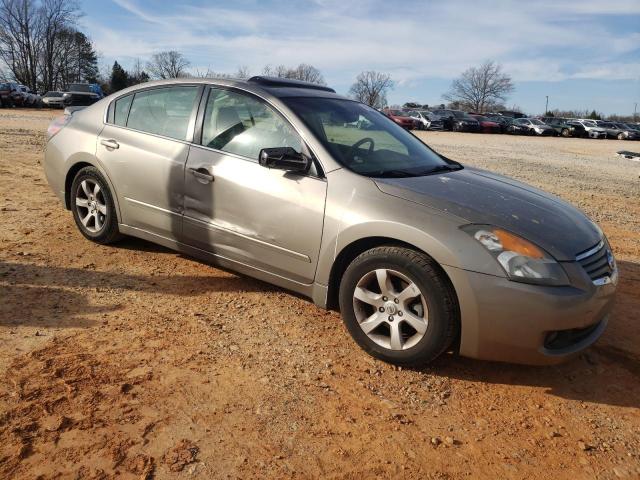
110 61 129 92
587 110 601 120
75 32 98 83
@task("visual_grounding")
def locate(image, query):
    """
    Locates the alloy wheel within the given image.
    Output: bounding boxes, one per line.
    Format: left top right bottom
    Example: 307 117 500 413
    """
75 179 107 233
352 268 428 350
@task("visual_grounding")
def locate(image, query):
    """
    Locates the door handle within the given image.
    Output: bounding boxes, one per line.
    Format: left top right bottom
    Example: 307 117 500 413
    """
100 139 120 150
188 167 214 183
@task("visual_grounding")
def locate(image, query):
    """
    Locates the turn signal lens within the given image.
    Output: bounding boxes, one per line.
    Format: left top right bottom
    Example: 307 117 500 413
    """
463 225 569 286
493 228 545 259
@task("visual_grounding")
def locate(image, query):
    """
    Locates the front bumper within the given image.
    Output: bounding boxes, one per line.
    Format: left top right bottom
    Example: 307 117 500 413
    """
443 264 617 365
587 130 606 139
43 99 64 107
535 129 555 136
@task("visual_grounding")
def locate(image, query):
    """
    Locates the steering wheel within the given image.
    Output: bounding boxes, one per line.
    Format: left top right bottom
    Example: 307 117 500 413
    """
347 137 375 163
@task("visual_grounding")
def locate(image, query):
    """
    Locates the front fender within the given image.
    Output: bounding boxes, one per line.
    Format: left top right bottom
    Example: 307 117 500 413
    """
314 169 505 288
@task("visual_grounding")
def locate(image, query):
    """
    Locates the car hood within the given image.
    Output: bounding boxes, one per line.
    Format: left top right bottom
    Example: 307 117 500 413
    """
374 167 601 261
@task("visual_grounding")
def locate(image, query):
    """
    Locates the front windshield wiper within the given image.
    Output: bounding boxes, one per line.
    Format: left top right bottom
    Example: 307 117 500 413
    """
370 164 463 178
418 164 463 175
370 169 418 178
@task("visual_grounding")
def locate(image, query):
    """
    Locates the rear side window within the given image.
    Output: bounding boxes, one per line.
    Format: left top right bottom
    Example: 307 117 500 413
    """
126 86 198 140
113 94 133 126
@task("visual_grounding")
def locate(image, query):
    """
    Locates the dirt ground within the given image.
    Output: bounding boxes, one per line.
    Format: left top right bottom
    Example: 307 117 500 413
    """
0 108 639 480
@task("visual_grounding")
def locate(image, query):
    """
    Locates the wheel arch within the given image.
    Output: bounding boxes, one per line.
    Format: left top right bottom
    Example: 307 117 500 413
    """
64 160 122 223
326 236 459 315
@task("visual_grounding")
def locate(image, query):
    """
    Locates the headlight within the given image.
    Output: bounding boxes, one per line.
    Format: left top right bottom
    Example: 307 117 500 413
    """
462 225 569 286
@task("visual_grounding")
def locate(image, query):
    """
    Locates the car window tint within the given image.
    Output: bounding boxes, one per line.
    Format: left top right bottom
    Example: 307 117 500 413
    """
201 88 301 160
127 86 198 140
114 94 133 126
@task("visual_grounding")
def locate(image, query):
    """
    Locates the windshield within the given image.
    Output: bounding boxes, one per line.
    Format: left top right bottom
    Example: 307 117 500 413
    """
530 119 545 125
389 110 408 117
68 84 91 92
44 91 62 97
283 97 458 177
473 115 489 121
583 120 597 127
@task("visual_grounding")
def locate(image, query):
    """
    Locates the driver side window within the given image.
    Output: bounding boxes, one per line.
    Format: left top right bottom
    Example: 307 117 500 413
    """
201 88 302 160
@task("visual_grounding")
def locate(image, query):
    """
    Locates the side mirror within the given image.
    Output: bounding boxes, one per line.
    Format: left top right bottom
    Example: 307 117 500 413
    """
259 147 310 173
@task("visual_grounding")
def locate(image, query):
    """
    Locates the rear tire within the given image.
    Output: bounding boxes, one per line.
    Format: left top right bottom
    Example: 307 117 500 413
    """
70 166 122 244
338 246 459 366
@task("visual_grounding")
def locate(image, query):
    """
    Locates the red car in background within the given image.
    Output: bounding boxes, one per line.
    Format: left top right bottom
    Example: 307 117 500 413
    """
383 109 417 130
470 114 501 133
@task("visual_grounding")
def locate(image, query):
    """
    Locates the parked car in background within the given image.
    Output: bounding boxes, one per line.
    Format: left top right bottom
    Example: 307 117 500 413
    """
62 83 104 107
0 82 21 107
42 91 65 108
43 76 617 366
469 115 501 133
542 117 586 138
383 109 418 129
10 85 40 107
425 112 446 130
506 118 532 135
431 109 480 132
506 118 554 136
572 120 607 139
612 123 640 140
407 110 432 130
498 110 526 119
484 113 512 133
597 122 624 139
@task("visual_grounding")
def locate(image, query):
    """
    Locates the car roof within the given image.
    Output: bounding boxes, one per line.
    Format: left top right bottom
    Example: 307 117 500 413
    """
108 76 347 102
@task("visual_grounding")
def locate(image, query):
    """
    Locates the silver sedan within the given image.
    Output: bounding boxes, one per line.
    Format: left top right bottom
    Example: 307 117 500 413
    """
43 77 617 366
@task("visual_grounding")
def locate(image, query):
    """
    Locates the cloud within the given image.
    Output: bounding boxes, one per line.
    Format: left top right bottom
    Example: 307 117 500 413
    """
91 0 639 86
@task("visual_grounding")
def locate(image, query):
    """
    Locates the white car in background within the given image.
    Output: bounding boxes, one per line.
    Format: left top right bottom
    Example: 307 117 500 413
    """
573 119 607 139
408 110 432 130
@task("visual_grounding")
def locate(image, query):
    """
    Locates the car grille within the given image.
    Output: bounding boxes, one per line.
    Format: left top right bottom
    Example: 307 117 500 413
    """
576 240 613 282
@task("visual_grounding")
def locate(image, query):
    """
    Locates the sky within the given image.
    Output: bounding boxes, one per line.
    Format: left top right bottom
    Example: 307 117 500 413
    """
81 0 640 115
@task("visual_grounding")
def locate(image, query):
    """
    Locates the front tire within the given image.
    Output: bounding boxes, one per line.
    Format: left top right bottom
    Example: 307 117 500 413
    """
338 246 459 366
617 132 625 140
70 166 122 244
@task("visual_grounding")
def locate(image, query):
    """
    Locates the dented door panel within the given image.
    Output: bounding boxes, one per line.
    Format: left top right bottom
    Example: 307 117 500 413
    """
183 145 327 284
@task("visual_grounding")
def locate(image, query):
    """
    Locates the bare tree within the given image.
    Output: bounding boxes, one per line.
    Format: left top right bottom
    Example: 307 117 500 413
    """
38 0 79 91
443 60 514 113
262 63 325 85
0 0 41 90
348 71 394 109
146 50 190 79
188 65 249 79
0 0 91 91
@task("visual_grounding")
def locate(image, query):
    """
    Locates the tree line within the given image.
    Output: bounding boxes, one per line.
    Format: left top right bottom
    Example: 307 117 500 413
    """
0 0 97 92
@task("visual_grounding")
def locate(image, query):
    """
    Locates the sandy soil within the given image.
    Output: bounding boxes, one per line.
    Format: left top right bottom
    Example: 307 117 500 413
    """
0 109 639 480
